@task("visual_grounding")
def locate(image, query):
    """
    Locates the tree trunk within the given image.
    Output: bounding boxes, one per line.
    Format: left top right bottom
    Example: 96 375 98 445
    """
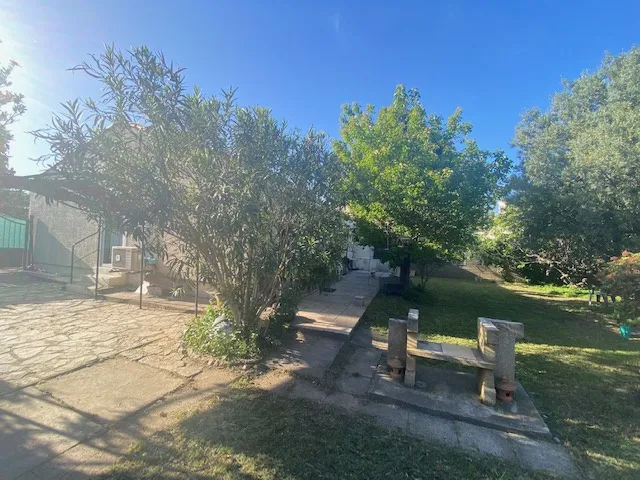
400 254 411 286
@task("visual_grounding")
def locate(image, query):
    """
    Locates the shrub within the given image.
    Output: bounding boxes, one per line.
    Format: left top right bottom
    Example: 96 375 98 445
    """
600 251 640 325
183 303 260 361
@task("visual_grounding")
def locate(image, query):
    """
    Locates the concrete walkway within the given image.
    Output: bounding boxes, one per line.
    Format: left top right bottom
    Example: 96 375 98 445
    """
260 270 578 478
1 271 578 478
291 271 380 338
254 342 579 479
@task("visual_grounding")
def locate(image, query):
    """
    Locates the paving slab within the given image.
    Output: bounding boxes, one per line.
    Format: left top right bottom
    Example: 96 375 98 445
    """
291 271 380 338
455 421 517 461
324 391 362 411
0 387 102 480
336 372 372 396
288 378 328 403
22 367 238 480
370 364 551 439
36 358 184 424
344 347 382 378
0 277 195 396
406 410 459 447
265 332 344 379
361 401 409 430
509 433 579 478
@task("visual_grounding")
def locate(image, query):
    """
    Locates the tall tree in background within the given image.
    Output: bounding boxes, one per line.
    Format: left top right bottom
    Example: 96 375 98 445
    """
335 86 510 285
508 47 640 283
0 46 29 218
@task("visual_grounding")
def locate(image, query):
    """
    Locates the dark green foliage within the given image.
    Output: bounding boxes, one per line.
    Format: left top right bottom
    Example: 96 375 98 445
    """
183 303 261 361
19 45 346 339
506 47 640 283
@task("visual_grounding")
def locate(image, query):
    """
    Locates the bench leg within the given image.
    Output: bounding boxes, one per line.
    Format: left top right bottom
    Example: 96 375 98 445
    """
404 355 416 387
477 368 496 406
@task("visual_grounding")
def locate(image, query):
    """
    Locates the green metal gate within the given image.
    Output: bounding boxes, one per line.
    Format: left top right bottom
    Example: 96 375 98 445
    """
0 215 27 267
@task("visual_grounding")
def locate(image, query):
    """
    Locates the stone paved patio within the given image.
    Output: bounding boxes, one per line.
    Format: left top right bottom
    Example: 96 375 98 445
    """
0 273 199 396
0 272 216 479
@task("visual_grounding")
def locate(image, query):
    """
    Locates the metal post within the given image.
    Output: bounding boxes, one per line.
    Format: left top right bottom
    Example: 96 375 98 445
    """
139 224 145 309
195 252 200 316
70 244 75 284
22 216 29 269
94 218 101 300
27 215 34 267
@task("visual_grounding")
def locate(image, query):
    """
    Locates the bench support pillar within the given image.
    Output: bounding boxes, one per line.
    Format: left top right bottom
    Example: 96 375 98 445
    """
404 354 416 387
477 368 496 406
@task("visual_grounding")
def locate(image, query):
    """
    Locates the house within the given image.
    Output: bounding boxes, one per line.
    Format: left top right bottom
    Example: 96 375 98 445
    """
28 195 136 286
28 195 189 294
28 195 392 295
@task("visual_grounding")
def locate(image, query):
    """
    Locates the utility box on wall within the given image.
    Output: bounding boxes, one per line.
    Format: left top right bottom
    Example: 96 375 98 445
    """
112 246 141 272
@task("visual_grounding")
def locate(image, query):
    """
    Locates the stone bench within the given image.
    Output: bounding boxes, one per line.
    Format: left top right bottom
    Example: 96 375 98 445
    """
388 310 524 406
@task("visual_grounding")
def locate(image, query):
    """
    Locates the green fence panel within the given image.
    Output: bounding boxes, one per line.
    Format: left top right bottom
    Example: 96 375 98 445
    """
0 215 26 249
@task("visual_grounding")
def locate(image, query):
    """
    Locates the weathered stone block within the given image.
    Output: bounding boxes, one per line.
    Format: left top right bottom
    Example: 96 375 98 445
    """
480 318 524 383
387 318 407 366
404 355 416 387
477 368 496 406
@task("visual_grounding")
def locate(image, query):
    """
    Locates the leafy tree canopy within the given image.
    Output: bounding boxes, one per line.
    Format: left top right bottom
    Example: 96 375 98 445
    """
10 45 346 337
0 45 28 218
334 85 510 283
508 47 640 283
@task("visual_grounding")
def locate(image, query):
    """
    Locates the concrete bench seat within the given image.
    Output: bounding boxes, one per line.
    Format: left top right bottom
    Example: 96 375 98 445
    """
407 341 496 370
388 309 523 407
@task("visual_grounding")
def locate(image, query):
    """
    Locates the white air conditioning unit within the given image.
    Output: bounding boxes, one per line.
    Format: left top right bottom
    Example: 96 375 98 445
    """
111 246 142 272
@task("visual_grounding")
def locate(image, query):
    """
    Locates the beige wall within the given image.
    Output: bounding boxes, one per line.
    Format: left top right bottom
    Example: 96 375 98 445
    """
29 196 99 276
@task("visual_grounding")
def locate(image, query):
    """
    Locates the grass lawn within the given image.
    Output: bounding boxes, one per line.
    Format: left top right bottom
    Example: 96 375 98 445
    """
364 278 640 480
104 387 549 480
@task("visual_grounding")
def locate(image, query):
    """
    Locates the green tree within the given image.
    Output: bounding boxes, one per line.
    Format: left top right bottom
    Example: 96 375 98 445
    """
4 45 346 340
0 46 28 218
334 85 510 285
510 47 640 283
600 251 640 326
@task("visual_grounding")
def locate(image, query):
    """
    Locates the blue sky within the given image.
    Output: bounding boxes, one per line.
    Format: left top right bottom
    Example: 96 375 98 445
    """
2 0 640 175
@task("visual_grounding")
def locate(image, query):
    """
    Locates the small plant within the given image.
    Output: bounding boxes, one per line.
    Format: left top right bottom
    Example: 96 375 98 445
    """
600 251 640 327
183 301 260 361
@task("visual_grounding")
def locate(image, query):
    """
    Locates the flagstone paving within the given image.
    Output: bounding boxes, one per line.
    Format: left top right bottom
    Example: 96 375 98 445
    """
0 274 198 396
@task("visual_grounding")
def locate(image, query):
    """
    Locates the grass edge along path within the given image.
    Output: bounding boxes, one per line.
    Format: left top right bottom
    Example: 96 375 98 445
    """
103 387 551 480
364 278 639 480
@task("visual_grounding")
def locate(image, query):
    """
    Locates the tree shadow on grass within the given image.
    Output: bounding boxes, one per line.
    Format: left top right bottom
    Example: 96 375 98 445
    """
515 352 640 479
365 278 638 351
101 387 549 480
